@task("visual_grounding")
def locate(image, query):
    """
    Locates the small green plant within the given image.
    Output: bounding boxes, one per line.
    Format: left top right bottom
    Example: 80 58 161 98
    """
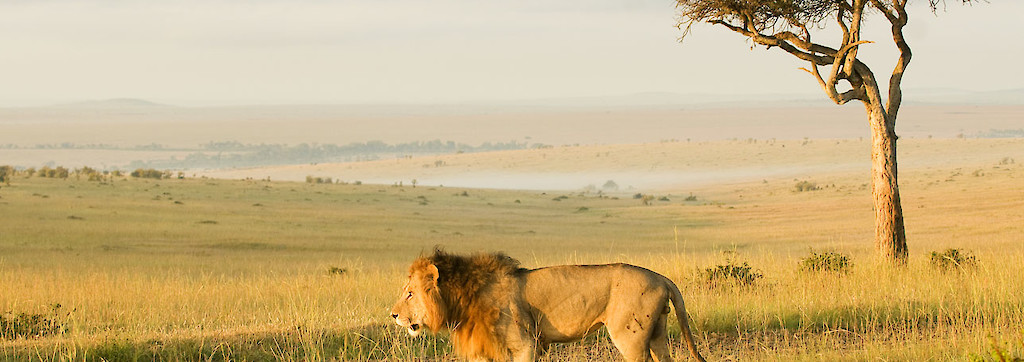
930 248 978 272
701 257 763 288
971 332 1024 362
799 251 852 274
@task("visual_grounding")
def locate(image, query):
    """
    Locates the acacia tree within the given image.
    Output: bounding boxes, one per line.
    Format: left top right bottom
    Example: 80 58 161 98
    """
675 0 976 264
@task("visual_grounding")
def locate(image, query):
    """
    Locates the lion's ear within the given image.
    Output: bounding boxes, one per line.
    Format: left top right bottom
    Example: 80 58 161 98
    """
424 264 439 287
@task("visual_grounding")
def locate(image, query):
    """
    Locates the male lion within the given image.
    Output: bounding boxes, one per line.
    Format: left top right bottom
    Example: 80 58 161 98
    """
390 250 706 362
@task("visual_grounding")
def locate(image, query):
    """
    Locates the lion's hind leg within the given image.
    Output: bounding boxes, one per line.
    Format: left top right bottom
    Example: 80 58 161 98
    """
605 310 660 362
649 313 674 362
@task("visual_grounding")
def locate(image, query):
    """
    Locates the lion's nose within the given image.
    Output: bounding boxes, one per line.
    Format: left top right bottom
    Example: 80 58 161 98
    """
391 313 399 319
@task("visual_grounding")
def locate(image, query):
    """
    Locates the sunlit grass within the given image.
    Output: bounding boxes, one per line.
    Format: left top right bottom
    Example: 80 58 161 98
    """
1 152 1022 360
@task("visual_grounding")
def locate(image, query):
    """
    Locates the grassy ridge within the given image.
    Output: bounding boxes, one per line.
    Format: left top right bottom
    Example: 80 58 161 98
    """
1 154 1023 360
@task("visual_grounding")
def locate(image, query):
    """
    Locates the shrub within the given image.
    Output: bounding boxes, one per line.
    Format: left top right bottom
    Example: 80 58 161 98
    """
794 180 819 192
37 166 70 179
799 251 852 274
131 168 166 179
306 176 333 184
701 257 763 288
930 248 978 272
0 165 13 184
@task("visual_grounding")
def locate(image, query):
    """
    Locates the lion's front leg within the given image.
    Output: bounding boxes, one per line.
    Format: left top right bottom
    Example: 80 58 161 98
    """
502 322 538 362
501 312 538 362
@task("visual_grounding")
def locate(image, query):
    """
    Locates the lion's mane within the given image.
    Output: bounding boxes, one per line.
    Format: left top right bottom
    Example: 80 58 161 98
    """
409 249 524 360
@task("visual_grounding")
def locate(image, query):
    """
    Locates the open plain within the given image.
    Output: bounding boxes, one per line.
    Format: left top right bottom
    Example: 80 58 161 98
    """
2 135 1023 361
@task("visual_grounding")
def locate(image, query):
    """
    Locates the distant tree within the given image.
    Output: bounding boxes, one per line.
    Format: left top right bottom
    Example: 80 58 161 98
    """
675 0 980 265
602 180 619 191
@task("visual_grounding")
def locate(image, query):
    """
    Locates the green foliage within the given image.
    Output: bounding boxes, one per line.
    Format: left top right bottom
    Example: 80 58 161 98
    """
131 168 167 179
799 250 852 274
794 180 819 192
0 165 13 184
1 304 66 340
930 248 978 272
701 257 763 288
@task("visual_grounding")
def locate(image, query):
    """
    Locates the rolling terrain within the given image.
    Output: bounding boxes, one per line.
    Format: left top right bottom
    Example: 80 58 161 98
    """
2 138 1022 360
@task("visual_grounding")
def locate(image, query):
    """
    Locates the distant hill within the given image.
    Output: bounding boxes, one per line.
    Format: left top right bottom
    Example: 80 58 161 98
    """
57 98 174 109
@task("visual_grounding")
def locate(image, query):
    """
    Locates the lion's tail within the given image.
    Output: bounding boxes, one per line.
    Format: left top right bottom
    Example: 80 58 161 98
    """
663 276 707 362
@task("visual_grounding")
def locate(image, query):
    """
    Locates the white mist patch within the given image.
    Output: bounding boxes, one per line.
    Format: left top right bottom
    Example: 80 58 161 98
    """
390 164 863 191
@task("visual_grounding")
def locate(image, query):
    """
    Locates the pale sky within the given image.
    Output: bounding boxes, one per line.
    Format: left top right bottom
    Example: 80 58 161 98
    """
1 0 1021 106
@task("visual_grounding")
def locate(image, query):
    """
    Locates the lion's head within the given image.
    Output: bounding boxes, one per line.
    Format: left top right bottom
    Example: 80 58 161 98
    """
390 258 446 336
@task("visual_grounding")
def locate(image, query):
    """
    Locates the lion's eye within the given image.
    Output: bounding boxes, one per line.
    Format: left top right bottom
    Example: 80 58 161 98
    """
406 291 413 300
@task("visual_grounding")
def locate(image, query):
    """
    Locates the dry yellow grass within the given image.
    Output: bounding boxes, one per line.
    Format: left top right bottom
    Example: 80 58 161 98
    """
2 138 1023 360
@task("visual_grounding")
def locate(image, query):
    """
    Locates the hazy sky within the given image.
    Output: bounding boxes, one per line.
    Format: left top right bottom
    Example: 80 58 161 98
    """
1 0 1021 106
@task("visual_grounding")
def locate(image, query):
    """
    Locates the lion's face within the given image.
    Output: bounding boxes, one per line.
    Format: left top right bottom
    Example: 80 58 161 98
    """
390 262 444 336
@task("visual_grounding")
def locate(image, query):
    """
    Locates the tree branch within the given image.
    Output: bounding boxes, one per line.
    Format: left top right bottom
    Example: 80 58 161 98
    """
870 0 912 123
842 0 867 77
800 40 872 105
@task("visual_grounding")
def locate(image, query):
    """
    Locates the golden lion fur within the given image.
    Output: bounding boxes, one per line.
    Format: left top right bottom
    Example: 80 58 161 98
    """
391 250 706 361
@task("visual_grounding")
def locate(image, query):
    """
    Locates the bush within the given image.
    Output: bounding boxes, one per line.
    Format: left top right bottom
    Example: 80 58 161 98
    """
799 251 852 274
131 168 166 179
37 166 70 179
0 165 13 184
306 176 333 184
794 180 819 192
701 257 763 288
930 248 978 272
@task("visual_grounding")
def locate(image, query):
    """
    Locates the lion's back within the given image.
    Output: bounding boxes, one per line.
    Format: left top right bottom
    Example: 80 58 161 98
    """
518 263 671 342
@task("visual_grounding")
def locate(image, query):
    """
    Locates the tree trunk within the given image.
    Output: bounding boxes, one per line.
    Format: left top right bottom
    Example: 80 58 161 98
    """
865 102 908 264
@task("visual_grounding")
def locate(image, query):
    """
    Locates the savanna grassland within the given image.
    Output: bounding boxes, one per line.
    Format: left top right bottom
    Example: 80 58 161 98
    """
2 138 1024 361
